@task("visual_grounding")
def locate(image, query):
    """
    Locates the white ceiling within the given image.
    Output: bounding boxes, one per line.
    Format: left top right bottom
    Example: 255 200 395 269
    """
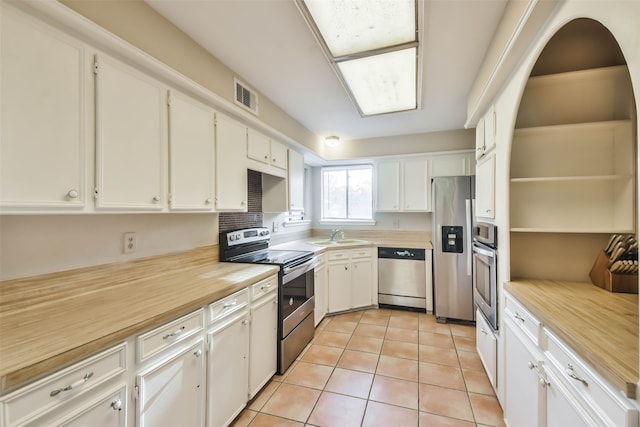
146 0 507 141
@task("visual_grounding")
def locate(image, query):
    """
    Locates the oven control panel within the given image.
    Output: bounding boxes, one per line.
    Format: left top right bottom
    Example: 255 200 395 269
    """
223 227 270 247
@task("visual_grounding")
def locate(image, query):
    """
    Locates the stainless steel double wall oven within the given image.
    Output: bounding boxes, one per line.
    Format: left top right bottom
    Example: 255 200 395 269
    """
220 228 315 374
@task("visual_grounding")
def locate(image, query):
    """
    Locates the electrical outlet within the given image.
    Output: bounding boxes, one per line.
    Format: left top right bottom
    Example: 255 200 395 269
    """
123 232 137 254
393 219 400 229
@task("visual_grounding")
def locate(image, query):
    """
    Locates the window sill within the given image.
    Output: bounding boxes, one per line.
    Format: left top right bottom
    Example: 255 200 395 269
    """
319 220 377 226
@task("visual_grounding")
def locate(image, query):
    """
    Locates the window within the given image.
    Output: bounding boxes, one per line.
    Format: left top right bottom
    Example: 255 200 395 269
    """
321 165 373 221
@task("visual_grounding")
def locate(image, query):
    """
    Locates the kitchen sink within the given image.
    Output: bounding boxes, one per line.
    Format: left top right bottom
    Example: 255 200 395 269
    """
309 239 371 247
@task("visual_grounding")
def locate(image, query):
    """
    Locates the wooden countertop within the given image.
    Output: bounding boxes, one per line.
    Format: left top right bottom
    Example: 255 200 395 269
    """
0 246 279 394
505 279 638 398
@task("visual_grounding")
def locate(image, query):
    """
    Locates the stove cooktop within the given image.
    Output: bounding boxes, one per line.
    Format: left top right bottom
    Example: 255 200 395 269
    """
232 249 313 266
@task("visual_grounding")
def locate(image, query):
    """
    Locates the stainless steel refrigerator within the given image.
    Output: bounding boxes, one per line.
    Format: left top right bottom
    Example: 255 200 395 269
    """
432 176 475 323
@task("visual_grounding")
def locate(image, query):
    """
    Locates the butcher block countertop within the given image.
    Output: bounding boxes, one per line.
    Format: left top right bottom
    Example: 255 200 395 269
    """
0 246 278 394
505 279 639 399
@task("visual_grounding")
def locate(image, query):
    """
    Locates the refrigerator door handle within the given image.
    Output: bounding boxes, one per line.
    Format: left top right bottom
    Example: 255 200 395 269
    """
465 198 472 276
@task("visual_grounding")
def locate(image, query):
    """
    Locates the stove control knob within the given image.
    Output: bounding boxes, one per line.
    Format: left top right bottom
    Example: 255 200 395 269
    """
260 230 269 236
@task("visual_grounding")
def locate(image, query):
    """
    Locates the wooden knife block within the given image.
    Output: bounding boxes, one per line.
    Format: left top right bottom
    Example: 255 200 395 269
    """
589 250 638 294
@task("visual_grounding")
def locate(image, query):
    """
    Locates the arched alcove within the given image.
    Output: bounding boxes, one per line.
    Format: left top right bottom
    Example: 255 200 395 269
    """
509 18 637 282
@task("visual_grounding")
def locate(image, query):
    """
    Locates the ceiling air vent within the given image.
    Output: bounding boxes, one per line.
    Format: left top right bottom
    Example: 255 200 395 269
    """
234 78 259 115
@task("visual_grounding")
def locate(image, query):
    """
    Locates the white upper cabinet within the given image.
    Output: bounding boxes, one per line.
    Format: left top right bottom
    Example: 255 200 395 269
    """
215 113 248 211
430 153 474 177
94 55 166 210
247 129 287 175
476 153 495 219
168 91 215 211
288 149 305 211
1 5 87 211
476 106 496 160
403 159 429 211
376 161 401 211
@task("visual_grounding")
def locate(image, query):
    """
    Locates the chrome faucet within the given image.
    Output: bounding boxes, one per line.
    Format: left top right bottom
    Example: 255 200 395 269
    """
329 229 345 241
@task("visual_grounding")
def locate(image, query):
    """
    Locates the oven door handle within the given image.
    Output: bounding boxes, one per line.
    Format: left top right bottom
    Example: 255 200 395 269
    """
473 244 495 258
283 258 316 284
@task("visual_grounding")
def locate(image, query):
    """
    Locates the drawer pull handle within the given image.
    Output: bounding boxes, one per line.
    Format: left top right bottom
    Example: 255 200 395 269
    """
514 312 525 322
566 364 588 387
480 328 488 335
111 399 123 411
527 362 549 388
260 284 272 291
163 326 185 340
50 372 94 396
223 299 238 309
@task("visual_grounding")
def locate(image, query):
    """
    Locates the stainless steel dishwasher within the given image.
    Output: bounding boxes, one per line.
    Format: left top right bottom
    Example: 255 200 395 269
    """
378 247 427 310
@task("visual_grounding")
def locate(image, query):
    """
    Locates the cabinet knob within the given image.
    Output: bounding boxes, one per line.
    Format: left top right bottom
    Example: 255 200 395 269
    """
241 201 246 206
111 399 123 411
272 158 276 162
242 319 249 325
67 189 79 199
344 265 348 270
264 155 268 160
152 195 161 203
193 349 202 358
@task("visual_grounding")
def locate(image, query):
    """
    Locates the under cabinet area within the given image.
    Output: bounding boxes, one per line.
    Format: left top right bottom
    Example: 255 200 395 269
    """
327 248 375 313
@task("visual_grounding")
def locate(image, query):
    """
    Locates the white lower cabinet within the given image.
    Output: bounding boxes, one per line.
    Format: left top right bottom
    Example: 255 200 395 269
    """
207 290 250 427
56 385 127 427
1 275 280 427
314 255 328 326
504 291 638 427
136 340 206 427
475 309 497 390
249 278 278 399
327 248 375 313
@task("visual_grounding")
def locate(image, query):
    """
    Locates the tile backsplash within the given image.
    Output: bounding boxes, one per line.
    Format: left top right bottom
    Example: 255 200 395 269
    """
219 170 263 232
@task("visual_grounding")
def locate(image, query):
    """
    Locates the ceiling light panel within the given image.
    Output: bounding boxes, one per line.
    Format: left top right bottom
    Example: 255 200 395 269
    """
337 48 417 116
303 0 416 57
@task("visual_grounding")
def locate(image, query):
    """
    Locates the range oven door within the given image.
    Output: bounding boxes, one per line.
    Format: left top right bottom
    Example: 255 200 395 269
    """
279 257 315 373
472 242 498 331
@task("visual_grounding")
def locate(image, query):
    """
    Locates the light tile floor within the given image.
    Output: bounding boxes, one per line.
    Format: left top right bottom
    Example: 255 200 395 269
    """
232 308 505 427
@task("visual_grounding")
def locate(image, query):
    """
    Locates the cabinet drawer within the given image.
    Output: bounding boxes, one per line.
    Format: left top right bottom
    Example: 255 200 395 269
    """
475 309 497 389
251 275 278 301
545 330 638 427
351 247 372 259
137 309 203 363
504 293 542 346
1 343 126 427
208 288 249 324
327 250 350 261
315 254 326 266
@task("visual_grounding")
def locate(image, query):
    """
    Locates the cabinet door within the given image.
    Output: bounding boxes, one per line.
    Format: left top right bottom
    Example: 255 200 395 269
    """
249 295 277 399
504 322 544 427
476 309 497 389
328 261 351 313
475 116 486 160
207 313 249 427
95 55 165 210
247 128 270 164
476 153 495 219
430 155 470 177
270 140 288 170
1 7 86 210
484 106 497 153
57 386 127 427
376 162 400 211
314 264 328 326
168 91 215 211
546 369 596 427
351 258 372 308
137 340 205 427
288 150 305 211
403 159 429 211
215 114 247 211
